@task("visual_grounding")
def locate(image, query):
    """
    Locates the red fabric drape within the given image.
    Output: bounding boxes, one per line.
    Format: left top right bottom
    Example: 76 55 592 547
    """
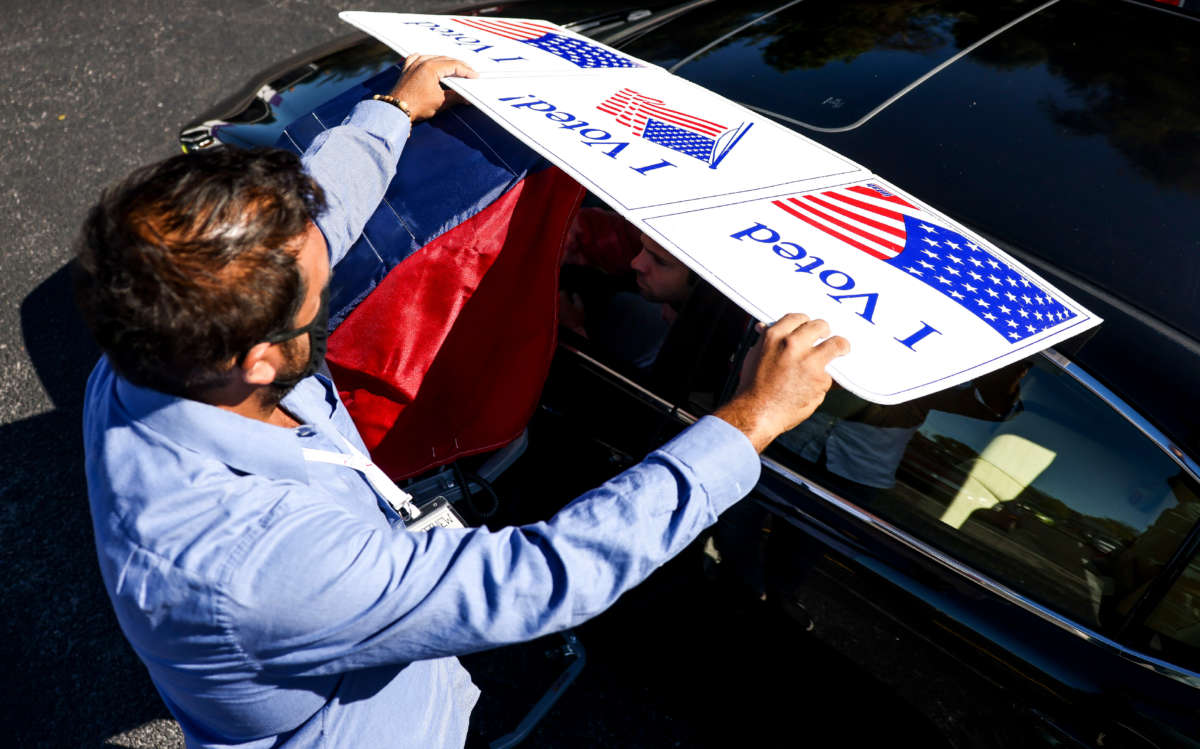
327 167 584 479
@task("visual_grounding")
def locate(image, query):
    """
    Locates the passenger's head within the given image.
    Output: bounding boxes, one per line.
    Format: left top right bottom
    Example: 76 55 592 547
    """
73 147 327 398
630 233 694 306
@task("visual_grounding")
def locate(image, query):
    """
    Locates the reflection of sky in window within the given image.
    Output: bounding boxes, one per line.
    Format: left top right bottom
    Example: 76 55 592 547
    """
922 365 1181 533
674 17 959 128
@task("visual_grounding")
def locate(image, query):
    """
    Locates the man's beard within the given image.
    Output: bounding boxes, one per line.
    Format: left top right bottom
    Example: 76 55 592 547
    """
636 277 671 305
260 336 308 411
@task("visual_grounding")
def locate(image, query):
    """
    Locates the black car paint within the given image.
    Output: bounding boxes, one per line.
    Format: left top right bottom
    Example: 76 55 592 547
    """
180 1 1200 746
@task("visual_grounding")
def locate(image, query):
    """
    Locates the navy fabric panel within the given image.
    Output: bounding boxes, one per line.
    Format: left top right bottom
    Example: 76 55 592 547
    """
279 110 333 155
273 67 548 327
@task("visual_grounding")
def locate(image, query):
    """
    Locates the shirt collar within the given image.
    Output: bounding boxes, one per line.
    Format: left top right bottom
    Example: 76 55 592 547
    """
114 371 341 483
284 371 342 422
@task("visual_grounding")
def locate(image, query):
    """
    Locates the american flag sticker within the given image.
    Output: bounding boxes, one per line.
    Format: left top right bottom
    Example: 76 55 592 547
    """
452 18 640 69
597 88 752 169
773 183 1077 344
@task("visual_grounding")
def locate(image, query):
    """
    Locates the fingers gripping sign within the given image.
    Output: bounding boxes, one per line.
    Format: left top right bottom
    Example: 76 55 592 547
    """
715 313 850 453
389 54 478 122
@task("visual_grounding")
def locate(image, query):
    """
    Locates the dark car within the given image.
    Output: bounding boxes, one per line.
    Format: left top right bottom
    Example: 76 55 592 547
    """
181 1 1200 747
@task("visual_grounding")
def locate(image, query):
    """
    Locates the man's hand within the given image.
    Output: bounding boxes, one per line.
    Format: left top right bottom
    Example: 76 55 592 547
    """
389 54 478 122
714 314 850 453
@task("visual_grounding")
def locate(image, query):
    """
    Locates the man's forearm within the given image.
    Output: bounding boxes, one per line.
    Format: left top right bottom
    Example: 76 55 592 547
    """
303 100 412 267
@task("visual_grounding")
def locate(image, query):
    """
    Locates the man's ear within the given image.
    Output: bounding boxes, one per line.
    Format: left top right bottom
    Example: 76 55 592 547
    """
238 341 280 386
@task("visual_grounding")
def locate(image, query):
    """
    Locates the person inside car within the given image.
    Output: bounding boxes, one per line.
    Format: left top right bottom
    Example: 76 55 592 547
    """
559 207 698 371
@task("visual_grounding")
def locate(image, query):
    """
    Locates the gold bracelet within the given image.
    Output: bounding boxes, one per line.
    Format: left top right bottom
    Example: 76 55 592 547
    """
371 94 412 121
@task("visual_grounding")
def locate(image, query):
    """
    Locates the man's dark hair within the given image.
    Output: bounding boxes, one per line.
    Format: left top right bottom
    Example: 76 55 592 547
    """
73 147 326 396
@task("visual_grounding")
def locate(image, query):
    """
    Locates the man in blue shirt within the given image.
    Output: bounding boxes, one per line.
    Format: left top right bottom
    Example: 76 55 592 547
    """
74 54 849 748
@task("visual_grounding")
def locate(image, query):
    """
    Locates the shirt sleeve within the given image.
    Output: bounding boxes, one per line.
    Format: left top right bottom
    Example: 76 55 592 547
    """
303 99 412 267
225 415 759 676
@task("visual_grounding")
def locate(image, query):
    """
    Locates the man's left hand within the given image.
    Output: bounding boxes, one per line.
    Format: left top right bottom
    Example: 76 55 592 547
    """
390 54 478 122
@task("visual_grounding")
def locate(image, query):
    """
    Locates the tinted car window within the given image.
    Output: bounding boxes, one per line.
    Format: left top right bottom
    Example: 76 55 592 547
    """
1142 537 1200 672
558 204 747 408
765 355 1200 634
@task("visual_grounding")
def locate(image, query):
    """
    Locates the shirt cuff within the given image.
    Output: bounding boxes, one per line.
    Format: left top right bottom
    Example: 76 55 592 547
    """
346 99 413 153
656 415 761 515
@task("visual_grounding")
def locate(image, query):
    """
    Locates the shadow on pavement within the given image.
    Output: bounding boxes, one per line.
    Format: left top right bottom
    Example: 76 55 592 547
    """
2 264 173 747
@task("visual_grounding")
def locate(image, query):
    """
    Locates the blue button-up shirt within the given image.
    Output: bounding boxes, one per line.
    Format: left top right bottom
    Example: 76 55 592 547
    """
84 100 761 748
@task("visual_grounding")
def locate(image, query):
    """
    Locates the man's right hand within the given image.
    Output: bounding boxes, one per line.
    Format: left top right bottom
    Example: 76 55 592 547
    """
714 314 850 453
389 54 478 122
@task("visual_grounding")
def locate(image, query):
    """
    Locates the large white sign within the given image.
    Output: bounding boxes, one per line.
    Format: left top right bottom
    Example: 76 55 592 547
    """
456 77 866 211
642 179 1096 402
340 12 648 76
342 13 1101 404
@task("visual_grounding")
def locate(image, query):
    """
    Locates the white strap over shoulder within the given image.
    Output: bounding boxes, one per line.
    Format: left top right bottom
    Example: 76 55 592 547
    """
301 430 419 519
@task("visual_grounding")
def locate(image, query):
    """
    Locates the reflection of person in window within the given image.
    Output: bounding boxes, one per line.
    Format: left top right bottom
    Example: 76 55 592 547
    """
559 208 696 371
777 362 1029 494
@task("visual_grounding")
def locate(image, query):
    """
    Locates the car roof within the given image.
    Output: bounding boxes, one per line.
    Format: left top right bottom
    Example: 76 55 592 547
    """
616 0 1200 460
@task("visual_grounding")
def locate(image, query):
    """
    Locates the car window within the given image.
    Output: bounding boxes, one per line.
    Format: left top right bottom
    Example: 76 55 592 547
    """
762 354 1200 636
557 203 747 407
1141 538 1200 672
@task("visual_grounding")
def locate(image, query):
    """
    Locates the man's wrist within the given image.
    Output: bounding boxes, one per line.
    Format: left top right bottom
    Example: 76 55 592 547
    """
658 416 763 510
712 395 777 454
370 94 413 121
343 100 413 156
